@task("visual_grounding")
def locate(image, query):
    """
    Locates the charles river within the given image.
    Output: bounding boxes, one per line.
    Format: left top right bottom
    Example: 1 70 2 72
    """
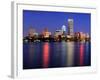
23 41 91 69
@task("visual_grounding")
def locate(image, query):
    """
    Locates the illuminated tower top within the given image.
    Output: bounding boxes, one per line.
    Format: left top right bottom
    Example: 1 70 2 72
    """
62 25 66 32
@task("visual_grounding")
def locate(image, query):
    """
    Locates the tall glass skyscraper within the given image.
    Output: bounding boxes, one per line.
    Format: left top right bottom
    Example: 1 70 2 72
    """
68 19 74 36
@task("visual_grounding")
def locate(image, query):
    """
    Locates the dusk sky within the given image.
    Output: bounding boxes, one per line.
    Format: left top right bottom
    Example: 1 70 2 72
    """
23 10 91 37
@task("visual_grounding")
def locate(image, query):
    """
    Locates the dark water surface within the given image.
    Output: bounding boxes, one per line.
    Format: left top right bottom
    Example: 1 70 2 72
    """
23 42 91 69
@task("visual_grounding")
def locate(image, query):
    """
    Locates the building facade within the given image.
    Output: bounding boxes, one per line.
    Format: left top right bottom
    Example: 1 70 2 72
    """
68 19 74 36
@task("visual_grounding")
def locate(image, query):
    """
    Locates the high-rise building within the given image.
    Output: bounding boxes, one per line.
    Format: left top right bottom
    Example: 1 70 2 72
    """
62 25 66 32
62 25 66 35
68 19 74 36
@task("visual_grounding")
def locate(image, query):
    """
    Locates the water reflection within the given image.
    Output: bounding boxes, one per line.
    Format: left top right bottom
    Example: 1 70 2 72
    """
79 42 84 66
66 42 74 66
43 42 49 68
84 42 91 65
29 43 34 64
61 42 67 67
23 42 91 69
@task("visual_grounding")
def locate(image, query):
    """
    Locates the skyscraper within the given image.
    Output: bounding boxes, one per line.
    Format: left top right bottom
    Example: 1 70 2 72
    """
62 25 66 35
68 19 74 36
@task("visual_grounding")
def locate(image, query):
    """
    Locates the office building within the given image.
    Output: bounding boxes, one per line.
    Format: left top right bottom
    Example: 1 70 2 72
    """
68 19 74 36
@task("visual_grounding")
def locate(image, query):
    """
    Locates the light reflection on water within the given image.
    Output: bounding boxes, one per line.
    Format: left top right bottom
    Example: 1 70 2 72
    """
79 42 84 66
66 42 74 67
23 42 91 69
43 42 49 68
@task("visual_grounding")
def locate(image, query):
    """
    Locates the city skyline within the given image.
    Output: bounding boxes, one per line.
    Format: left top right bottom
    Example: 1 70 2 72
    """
23 10 91 37
23 10 91 69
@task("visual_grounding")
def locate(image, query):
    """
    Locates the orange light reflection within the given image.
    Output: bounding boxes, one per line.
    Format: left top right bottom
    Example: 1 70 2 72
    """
79 43 84 66
43 42 49 68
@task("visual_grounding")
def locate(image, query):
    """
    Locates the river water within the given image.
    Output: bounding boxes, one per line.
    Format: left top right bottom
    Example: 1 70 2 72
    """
23 41 91 69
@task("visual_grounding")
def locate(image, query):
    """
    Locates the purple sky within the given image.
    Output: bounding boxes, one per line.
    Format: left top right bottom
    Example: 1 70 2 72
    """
23 10 91 37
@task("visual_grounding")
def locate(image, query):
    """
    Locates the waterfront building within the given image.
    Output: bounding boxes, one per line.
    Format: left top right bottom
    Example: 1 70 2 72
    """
54 30 62 41
28 28 35 38
55 30 63 37
68 19 74 36
74 32 87 41
62 25 66 35
42 28 51 38
85 33 90 41
42 28 51 41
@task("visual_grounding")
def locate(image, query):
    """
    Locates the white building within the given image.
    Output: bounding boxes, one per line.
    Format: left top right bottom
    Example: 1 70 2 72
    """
68 19 74 36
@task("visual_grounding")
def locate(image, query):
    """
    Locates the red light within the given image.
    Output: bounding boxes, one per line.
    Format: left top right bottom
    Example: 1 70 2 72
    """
43 43 49 68
79 43 84 66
